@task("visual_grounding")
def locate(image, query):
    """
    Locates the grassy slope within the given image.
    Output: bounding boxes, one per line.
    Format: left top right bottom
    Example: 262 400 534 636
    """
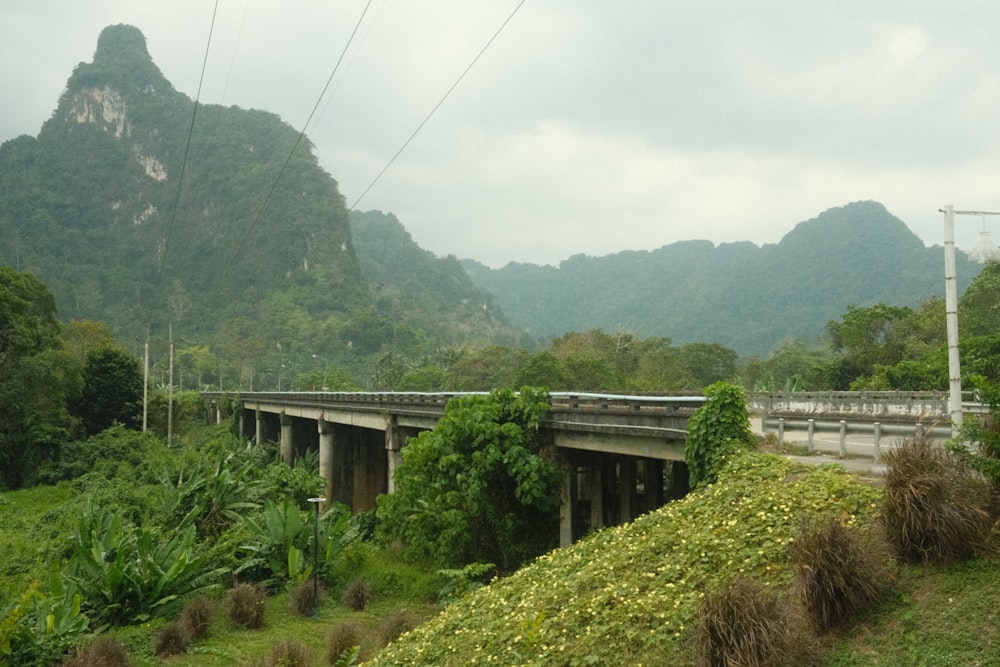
365 453 882 666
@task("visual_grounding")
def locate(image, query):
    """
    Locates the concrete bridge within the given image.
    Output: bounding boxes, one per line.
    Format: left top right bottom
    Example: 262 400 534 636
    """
202 391 705 546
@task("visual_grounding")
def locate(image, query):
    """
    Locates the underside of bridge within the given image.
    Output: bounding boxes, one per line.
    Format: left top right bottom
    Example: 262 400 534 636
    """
559 449 689 545
238 404 690 547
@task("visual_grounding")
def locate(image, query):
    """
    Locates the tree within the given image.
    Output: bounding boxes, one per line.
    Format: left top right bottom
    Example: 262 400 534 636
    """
74 346 143 436
825 304 915 388
0 267 75 488
677 342 738 389
376 387 563 571
959 260 1000 338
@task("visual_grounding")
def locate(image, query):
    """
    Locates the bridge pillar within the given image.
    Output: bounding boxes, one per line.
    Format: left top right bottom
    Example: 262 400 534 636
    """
559 456 578 548
255 409 263 446
620 459 637 522
280 413 293 465
385 417 405 494
644 459 665 511
584 464 606 529
319 418 334 504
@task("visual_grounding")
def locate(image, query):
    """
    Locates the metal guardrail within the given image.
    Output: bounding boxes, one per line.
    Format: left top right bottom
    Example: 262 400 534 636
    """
203 391 707 440
761 415 952 462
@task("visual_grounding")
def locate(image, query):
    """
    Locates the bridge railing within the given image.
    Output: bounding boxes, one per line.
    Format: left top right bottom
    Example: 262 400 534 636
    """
204 390 707 438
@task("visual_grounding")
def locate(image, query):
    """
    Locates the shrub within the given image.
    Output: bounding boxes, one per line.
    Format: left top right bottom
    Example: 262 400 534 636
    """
179 595 214 640
378 611 418 646
341 578 372 611
290 578 324 617
882 436 993 564
60 636 130 666
693 577 809 667
267 639 313 667
226 583 267 629
153 621 189 657
789 516 894 634
325 622 365 665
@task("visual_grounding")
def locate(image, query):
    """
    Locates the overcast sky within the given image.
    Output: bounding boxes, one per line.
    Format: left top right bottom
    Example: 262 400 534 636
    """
4 1 1000 267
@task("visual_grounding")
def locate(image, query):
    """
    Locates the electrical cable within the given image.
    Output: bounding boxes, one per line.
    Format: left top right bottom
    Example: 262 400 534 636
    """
349 0 527 211
159 0 220 281
225 0 375 276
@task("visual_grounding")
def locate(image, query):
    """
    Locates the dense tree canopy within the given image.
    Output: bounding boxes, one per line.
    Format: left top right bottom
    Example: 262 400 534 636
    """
0 267 75 488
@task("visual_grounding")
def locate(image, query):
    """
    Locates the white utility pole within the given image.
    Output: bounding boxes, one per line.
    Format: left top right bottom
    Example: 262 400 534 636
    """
941 205 1000 434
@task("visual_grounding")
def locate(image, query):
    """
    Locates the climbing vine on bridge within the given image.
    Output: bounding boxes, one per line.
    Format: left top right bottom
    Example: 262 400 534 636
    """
685 381 755 487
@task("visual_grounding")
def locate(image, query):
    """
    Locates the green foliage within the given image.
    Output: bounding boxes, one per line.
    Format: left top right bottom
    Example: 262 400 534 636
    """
0 267 74 489
437 562 496 605
238 499 352 586
66 499 227 624
951 374 1000 486
685 381 755 487
73 345 142 435
376 387 562 570
958 259 1000 338
39 425 163 484
882 437 992 564
0 581 41 660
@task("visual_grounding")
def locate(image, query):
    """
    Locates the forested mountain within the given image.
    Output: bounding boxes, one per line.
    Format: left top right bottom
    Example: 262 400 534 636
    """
0 25 516 386
463 201 983 357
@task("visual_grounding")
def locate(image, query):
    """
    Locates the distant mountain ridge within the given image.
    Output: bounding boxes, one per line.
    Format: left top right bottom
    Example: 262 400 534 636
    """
462 201 982 357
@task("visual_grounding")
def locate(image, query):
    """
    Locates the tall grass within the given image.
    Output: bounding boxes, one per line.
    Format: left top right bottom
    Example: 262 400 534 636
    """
882 437 993 564
789 517 894 634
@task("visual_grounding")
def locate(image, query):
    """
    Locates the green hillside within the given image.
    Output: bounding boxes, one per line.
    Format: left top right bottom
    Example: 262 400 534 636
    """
464 201 983 357
0 25 517 387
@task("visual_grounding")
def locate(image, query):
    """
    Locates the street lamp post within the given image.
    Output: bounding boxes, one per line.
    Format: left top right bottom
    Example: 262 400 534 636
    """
941 205 1000 435
307 496 326 619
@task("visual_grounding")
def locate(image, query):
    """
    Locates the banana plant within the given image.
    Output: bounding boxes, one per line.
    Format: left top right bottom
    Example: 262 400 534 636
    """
66 500 227 624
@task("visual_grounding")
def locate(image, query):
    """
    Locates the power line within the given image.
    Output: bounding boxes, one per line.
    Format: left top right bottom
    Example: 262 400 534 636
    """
349 0 527 211
159 0 220 281
225 0 375 276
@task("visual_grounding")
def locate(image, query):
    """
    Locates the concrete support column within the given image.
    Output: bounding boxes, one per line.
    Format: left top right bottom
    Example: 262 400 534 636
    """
620 458 637 523
585 465 605 530
319 418 334 505
645 459 665 510
255 409 263 446
559 453 577 548
385 417 405 494
280 413 293 465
